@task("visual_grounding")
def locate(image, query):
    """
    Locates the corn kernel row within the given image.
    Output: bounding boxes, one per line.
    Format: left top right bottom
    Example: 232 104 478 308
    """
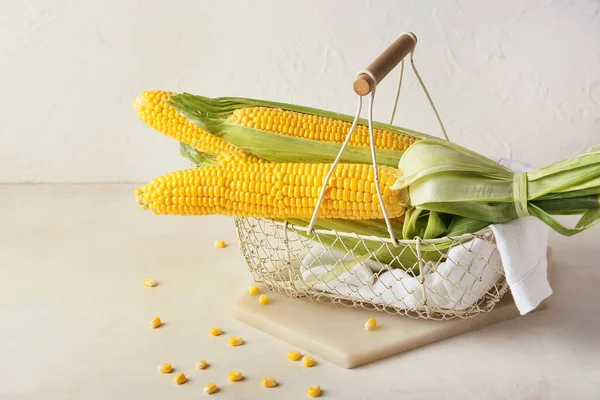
229 106 417 151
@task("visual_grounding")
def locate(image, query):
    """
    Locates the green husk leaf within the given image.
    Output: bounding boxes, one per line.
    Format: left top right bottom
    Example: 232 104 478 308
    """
171 93 436 139
397 139 600 235
531 195 600 215
282 218 440 273
423 211 448 239
528 205 600 237
179 142 219 167
444 217 492 237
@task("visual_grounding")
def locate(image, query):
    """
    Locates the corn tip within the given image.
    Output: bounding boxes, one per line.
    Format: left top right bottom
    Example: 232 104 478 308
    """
132 95 143 111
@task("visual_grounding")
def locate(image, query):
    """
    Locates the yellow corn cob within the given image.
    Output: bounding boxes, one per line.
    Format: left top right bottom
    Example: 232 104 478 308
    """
228 107 417 151
134 90 261 164
135 163 407 219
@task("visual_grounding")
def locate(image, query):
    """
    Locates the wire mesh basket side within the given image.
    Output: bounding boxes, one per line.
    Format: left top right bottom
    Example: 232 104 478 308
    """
235 217 509 320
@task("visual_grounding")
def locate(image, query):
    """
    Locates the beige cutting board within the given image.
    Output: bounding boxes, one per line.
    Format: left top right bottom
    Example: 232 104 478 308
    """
235 250 552 369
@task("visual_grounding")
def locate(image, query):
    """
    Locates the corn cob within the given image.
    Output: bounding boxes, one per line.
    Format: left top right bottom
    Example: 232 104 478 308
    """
228 107 417 151
169 93 434 167
134 90 262 164
135 163 408 219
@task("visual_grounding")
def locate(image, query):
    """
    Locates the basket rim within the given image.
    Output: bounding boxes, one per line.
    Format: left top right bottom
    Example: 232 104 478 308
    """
234 217 492 245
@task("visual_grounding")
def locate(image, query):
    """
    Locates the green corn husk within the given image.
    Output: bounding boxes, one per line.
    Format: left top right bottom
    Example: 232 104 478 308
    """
396 139 600 236
170 93 437 168
277 143 600 271
179 142 221 166
167 95 599 272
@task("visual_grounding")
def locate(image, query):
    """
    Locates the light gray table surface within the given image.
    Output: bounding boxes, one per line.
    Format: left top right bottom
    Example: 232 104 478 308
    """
1 184 598 400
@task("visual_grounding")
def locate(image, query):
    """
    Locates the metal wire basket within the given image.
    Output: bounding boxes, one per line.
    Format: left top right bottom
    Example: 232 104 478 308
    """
235 218 507 320
234 33 508 320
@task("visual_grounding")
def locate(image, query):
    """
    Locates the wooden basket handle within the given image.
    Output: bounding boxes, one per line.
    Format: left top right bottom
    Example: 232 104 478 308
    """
353 32 417 96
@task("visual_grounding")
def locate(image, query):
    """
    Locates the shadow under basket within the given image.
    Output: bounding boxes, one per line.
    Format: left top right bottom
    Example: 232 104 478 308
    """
234 217 509 321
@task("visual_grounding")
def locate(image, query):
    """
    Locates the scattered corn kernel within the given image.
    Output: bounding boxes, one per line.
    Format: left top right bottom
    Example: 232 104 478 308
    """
157 363 172 373
214 240 226 248
209 327 223 336
143 277 157 287
258 294 270 305
229 336 244 346
287 350 302 361
262 377 277 388
150 316 162 329
204 382 219 395
308 385 322 397
196 360 208 370
248 285 260 295
365 317 377 331
302 356 315 367
173 372 187 385
229 370 243 382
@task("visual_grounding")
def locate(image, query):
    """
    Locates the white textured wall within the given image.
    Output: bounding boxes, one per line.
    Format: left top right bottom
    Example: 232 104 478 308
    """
1 0 599 183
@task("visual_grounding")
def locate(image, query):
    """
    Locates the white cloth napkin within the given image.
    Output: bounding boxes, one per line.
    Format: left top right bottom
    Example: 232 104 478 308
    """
490 158 552 314
299 245 376 293
299 157 552 315
300 238 503 311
